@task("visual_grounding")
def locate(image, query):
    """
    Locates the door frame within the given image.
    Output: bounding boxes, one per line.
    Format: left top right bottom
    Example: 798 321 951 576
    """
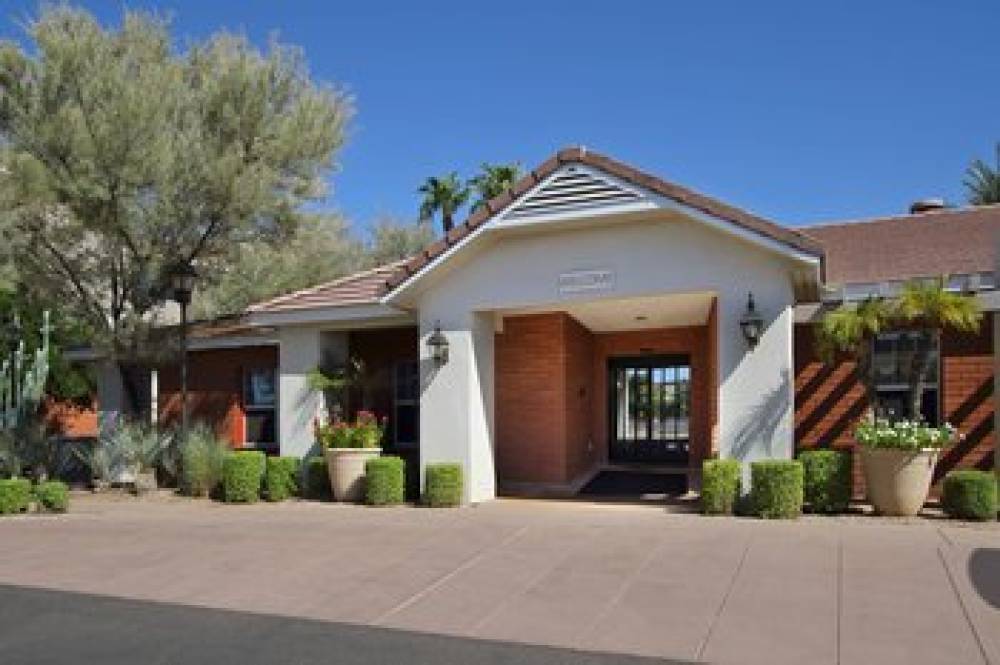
607 353 691 465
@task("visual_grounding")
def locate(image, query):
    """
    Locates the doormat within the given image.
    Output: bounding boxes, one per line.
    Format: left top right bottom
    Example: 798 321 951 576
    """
578 470 687 498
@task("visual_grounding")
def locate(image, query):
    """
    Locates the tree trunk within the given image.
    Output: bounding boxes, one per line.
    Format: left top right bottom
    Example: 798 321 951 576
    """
857 342 878 423
908 330 937 423
442 212 453 234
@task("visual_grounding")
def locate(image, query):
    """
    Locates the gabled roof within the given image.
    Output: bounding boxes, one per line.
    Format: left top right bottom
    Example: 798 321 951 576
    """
384 146 824 292
801 204 1000 285
247 260 408 314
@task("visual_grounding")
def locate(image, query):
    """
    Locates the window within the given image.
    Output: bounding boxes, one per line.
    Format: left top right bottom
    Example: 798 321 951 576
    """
872 331 939 424
393 360 419 446
244 368 276 446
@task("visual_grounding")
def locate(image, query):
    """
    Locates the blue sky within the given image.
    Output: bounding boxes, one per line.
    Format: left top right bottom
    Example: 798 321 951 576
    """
2 1 998 232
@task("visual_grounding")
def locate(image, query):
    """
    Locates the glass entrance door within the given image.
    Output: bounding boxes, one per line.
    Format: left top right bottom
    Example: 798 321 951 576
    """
609 355 691 465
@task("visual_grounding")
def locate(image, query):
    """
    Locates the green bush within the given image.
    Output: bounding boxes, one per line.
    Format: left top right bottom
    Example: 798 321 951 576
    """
799 449 852 514
750 460 804 519
304 456 330 500
180 424 229 497
222 451 266 503
366 456 405 506
0 478 33 514
265 456 300 502
701 459 741 515
942 470 997 521
34 480 69 513
424 463 462 507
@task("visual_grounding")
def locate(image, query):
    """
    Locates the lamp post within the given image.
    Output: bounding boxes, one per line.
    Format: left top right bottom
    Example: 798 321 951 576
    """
169 261 197 441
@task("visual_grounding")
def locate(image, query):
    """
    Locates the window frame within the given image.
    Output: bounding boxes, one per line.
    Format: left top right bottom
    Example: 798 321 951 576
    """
870 330 941 424
242 366 277 447
392 360 419 448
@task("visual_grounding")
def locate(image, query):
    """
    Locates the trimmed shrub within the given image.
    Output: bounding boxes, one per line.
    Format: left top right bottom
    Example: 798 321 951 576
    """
424 463 462 507
180 424 229 497
366 456 405 506
222 451 266 503
265 456 300 502
35 480 69 513
750 460 804 519
799 449 852 514
942 470 997 522
304 456 330 500
0 478 33 514
701 459 741 515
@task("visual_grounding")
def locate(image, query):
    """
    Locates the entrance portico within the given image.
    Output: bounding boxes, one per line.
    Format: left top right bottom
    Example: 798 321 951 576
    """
385 149 822 502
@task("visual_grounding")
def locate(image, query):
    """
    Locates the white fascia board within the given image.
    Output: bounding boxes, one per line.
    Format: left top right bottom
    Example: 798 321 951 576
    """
245 302 414 328
383 162 821 304
188 335 278 351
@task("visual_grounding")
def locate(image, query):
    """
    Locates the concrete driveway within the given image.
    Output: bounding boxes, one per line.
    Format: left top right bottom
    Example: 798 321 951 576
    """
0 494 997 665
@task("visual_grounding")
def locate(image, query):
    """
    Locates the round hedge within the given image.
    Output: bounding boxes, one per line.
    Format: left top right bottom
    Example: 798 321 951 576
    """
304 456 330 500
424 463 462 507
0 478 32 514
265 456 300 502
942 470 997 521
365 456 405 506
35 480 69 513
750 460 804 519
799 449 852 514
701 459 741 515
222 451 266 503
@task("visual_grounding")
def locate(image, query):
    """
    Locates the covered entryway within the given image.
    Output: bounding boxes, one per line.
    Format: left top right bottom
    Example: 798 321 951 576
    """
609 354 691 465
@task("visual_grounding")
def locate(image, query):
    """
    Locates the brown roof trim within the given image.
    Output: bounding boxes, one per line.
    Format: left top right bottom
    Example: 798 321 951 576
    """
384 147 823 292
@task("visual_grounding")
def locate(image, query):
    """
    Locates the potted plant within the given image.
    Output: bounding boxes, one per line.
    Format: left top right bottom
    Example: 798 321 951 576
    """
817 278 980 516
855 419 954 516
319 411 385 502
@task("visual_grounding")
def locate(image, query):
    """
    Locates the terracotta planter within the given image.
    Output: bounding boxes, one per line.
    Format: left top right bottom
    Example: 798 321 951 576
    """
324 447 381 502
860 447 939 516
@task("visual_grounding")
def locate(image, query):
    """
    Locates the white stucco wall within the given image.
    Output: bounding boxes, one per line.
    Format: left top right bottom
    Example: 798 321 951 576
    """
278 327 348 458
407 214 808 499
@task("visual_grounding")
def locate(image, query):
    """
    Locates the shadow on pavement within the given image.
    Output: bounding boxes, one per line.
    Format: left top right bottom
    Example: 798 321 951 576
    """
968 548 1000 609
0 584 696 665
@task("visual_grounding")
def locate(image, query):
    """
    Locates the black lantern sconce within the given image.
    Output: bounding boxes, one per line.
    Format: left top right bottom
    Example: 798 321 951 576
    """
427 321 449 365
739 292 764 348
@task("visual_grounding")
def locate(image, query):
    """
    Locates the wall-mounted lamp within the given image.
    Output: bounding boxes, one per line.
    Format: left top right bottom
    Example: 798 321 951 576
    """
427 321 449 365
739 292 763 348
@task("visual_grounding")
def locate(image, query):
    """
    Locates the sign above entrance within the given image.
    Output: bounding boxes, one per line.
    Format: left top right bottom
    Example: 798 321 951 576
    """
558 269 615 295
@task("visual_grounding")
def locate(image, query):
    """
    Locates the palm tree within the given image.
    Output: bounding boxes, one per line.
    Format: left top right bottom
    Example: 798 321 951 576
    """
895 278 981 418
816 278 981 422
964 143 1000 205
418 173 469 234
469 162 522 210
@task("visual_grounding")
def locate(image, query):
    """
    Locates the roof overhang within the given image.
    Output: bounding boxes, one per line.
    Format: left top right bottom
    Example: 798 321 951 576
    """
245 302 414 328
384 160 821 305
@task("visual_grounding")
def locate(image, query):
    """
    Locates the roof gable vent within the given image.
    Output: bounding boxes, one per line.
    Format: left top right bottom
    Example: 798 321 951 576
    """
503 165 644 221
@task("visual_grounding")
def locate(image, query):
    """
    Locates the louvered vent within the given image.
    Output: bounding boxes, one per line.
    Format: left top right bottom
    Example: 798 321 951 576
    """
504 167 642 220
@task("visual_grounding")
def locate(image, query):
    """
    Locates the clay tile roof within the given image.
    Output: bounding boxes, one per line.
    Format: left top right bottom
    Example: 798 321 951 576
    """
384 146 823 292
248 260 409 314
801 205 1000 285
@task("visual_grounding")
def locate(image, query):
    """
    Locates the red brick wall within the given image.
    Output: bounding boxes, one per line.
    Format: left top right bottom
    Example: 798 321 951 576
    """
565 315 597 480
794 319 995 492
591 325 711 469
495 313 577 484
158 346 278 447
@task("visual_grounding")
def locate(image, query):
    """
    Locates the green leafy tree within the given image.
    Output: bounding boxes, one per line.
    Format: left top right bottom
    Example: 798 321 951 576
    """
0 6 351 401
816 279 980 422
193 214 364 319
469 162 522 210
964 143 1000 205
366 216 433 265
418 173 468 234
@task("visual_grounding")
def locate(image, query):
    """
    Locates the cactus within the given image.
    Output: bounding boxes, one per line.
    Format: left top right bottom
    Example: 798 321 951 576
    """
0 311 51 431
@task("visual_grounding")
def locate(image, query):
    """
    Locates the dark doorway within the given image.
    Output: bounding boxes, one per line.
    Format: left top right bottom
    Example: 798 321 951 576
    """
609 355 691 465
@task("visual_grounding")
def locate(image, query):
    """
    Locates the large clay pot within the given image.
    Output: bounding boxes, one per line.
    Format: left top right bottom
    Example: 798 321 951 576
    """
860 447 938 516
324 447 381 502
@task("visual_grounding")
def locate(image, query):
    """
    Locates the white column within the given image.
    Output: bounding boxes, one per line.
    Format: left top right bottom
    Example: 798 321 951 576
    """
278 327 348 458
419 311 496 503
716 288 795 484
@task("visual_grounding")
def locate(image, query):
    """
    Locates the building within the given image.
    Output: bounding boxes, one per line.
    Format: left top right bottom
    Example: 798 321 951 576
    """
90 148 1000 502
